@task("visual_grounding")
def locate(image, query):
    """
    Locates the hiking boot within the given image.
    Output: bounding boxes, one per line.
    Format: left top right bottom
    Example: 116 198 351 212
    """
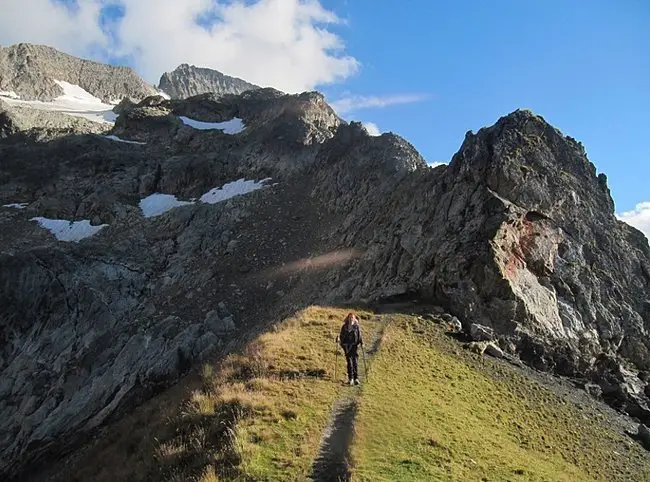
349 379 355 385
354 379 360 385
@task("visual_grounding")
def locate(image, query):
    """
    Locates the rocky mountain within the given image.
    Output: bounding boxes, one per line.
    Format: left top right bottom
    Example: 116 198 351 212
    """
0 43 157 102
1 54 649 479
158 63 260 99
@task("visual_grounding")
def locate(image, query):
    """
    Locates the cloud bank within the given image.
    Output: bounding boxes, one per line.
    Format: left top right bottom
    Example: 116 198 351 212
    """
618 201 650 239
330 93 428 115
0 0 359 93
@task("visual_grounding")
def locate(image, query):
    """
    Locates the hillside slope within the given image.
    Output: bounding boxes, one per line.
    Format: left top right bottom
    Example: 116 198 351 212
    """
43 307 650 481
352 315 649 481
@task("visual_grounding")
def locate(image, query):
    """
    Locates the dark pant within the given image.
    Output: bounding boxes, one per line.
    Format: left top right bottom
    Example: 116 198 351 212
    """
343 344 358 380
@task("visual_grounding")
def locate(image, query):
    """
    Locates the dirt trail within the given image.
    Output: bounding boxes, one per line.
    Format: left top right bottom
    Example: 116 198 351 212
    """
309 315 391 482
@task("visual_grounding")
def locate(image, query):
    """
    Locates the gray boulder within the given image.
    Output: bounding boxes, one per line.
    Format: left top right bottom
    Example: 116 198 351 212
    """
584 383 603 399
484 343 504 359
592 355 650 423
470 323 495 342
639 424 650 450
204 305 236 334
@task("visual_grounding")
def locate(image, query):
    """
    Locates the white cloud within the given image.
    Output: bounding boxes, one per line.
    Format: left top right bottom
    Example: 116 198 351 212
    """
362 122 381 136
618 202 650 239
330 93 428 115
0 0 106 54
0 0 359 93
428 162 447 168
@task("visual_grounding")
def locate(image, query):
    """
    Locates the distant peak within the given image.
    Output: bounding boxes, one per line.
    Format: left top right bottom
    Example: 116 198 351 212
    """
158 63 260 100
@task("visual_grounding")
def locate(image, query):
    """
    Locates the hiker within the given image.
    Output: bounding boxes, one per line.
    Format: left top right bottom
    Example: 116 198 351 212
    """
339 312 363 385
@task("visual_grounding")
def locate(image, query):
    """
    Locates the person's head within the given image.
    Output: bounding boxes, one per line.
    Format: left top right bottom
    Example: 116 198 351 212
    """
344 312 356 325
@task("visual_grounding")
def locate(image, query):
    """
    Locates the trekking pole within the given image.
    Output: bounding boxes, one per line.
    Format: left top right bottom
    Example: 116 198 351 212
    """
334 336 339 382
361 344 368 380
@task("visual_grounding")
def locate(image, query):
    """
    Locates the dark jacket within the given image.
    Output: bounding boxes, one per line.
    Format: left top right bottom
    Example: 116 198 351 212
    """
339 322 362 351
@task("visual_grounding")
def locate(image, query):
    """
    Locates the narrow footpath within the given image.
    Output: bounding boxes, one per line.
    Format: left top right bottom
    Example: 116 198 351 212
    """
309 314 392 482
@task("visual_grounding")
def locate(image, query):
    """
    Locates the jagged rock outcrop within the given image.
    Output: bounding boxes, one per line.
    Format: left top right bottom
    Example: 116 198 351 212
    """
313 108 650 387
0 43 157 102
158 63 260 100
1 70 650 481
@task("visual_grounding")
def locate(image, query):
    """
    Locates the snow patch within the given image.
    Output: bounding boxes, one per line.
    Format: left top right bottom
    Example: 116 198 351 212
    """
31 217 107 242
139 179 271 218
139 193 193 218
0 80 117 124
0 90 20 99
3 203 28 209
200 178 269 204
179 116 245 134
54 80 105 104
104 135 147 145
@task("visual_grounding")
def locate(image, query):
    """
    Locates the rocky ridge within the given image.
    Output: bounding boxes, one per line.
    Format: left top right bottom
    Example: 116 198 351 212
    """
0 43 157 102
312 109 650 427
158 63 260 100
0 66 649 479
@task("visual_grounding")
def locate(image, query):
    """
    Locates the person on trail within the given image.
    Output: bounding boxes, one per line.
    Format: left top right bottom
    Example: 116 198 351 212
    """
339 312 363 385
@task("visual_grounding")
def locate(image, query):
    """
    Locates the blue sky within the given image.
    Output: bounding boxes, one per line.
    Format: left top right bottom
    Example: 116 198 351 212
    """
1 1 648 221
318 0 649 213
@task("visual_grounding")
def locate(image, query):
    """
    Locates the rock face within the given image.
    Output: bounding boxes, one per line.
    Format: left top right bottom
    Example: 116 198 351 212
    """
0 86 343 479
0 43 157 102
314 110 649 382
1 58 650 480
158 63 260 100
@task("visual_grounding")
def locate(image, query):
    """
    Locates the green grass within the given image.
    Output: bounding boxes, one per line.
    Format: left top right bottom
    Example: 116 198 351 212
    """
350 316 650 482
171 305 379 481
53 309 650 481
221 306 378 480
54 306 378 482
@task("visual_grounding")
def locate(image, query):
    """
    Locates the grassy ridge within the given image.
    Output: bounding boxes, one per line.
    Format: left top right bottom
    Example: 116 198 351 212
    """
163 306 379 481
351 316 650 482
214 306 375 480
56 306 375 482
54 308 650 481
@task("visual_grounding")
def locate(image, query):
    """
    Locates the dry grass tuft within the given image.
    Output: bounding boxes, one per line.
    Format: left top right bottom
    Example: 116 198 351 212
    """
198 465 219 482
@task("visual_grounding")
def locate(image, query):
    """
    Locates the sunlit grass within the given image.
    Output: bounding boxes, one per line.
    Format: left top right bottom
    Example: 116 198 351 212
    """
55 308 650 482
350 316 650 482
222 306 378 480
149 305 380 481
